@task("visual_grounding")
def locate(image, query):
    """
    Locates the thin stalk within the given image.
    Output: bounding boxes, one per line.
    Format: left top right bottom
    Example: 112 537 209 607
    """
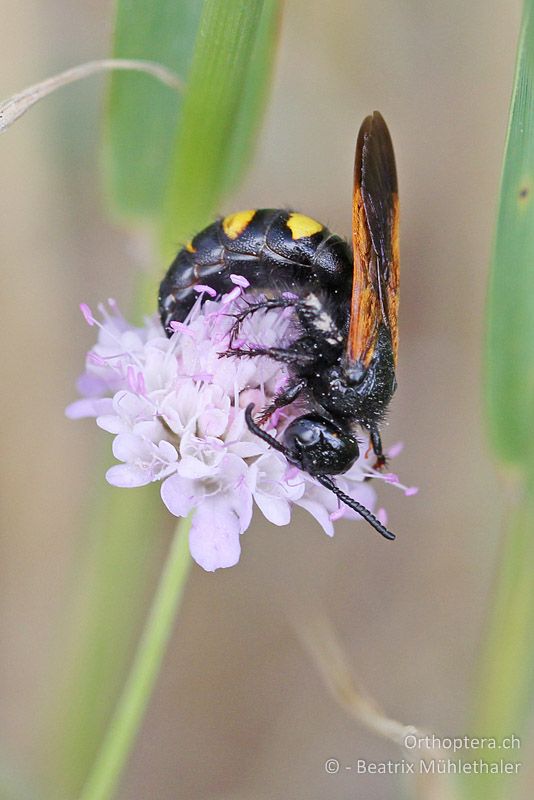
0 59 182 134
78 516 192 800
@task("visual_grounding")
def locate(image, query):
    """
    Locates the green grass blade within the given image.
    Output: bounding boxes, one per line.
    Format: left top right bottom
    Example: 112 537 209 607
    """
486 0 534 467
162 0 277 255
104 0 202 220
470 4 534 799
218 0 281 196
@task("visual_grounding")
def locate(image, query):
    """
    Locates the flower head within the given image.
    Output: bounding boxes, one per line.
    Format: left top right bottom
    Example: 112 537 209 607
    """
67 295 416 571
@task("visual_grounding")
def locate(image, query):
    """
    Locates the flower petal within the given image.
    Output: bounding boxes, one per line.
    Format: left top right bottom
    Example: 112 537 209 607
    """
254 491 291 526
189 497 242 571
96 414 127 434
112 433 147 463
106 464 152 488
296 495 335 537
65 397 114 419
161 474 197 518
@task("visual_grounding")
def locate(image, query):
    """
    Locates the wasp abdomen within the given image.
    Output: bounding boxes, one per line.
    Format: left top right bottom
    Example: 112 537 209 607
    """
158 208 351 335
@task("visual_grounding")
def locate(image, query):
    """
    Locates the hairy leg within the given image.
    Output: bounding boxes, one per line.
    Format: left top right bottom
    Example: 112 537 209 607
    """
228 297 300 344
370 426 387 470
220 344 313 367
257 379 307 424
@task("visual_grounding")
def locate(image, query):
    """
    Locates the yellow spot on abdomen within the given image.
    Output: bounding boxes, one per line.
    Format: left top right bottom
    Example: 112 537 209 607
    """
222 210 255 240
185 240 196 253
287 212 323 239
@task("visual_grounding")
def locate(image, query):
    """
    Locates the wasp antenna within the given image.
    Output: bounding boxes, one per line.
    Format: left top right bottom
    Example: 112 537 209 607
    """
316 474 396 540
244 403 289 456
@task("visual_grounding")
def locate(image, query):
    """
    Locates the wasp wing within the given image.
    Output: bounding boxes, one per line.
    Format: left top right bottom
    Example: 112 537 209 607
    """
347 111 399 367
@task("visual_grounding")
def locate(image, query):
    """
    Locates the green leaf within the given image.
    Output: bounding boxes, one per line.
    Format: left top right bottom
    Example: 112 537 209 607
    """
486 0 534 467
471 5 534 799
218 0 281 196
162 0 277 256
104 0 202 220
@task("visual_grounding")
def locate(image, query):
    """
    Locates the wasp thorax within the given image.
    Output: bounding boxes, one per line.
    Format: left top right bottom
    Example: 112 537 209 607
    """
283 415 360 475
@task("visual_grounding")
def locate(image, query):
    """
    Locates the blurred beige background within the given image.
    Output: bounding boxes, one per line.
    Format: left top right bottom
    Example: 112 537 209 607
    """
0 1 525 798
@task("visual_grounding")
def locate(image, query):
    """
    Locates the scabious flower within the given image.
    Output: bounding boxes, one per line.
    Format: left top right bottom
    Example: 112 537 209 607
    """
66 290 416 571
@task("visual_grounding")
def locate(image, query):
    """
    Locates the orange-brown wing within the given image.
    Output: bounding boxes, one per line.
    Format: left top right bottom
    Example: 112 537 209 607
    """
347 111 399 367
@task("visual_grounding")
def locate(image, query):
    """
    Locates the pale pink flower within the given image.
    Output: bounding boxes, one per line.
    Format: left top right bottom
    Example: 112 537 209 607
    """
67 296 415 571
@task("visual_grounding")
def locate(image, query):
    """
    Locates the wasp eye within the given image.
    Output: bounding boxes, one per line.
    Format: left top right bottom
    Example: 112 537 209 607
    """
295 426 320 446
283 417 321 451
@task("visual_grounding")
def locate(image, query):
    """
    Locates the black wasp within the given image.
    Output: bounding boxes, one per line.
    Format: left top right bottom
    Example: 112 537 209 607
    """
159 111 400 540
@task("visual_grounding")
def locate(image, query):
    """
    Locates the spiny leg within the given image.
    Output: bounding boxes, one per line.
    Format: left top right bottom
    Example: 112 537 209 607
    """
220 344 313 367
228 297 300 345
256 379 307 424
370 426 387 471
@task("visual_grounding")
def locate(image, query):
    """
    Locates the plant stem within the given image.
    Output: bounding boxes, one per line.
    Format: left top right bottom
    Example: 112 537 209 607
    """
0 59 182 134
78 515 192 800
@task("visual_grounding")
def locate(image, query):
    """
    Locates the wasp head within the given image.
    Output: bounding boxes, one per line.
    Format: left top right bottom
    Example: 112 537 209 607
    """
243 404 395 540
281 415 360 475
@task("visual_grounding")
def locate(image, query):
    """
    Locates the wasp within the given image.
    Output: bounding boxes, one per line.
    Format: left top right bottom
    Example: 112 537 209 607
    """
159 111 400 540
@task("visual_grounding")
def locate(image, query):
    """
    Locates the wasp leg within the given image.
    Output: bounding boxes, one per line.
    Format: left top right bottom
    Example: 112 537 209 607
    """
220 345 313 367
257 379 307 424
370 427 387 471
228 297 300 344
